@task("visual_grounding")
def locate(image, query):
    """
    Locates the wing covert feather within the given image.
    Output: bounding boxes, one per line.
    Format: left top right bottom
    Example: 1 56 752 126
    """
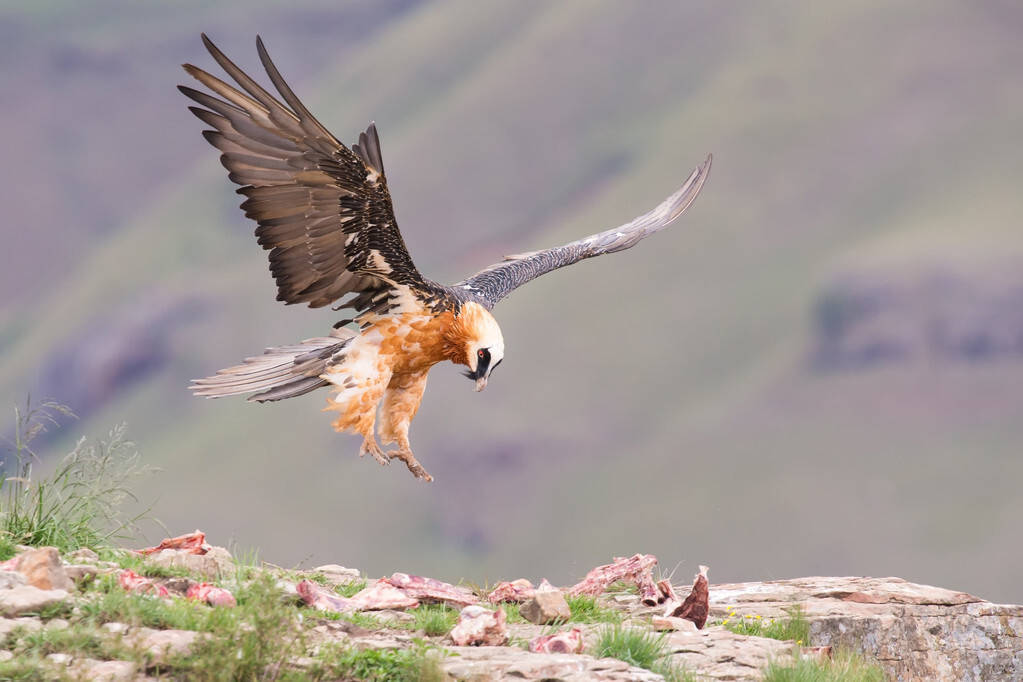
456 154 712 309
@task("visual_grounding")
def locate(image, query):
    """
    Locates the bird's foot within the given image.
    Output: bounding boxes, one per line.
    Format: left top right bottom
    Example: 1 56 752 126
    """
359 438 389 467
387 449 434 482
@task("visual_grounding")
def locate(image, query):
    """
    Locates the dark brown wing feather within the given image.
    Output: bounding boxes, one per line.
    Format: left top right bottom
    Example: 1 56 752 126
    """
180 34 451 312
455 154 712 309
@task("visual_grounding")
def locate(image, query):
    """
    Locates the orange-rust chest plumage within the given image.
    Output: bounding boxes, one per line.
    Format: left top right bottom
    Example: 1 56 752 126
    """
363 310 460 376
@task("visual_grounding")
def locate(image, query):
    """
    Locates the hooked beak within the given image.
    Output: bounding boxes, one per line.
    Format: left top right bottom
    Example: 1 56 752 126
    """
475 376 488 392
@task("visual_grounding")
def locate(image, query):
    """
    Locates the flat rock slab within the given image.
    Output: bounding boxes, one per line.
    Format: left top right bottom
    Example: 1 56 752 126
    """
0 586 69 617
664 627 796 680
440 646 663 681
701 576 1023 681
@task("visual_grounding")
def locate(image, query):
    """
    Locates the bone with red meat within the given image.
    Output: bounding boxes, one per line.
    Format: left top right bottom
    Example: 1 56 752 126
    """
529 627 584 654
666 565 709 629
382 572 478 608
486 578 536 604
136 530 210 556
657 578 678 603
297 579 419 613
449 605 508 646
567 553 666 603
117 569 171 598
186 582 237 607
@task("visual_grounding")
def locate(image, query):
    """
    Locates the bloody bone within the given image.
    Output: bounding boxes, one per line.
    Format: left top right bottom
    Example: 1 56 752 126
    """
297 579 420 613
657 579 679 604
449 605 508 646
487 578 535 604
297 579 356 613
186 582 236 607
383 572 478 608
118 569 171 598
529 628 585 654
636 571 661 606
668 565 709 629
567 553 658 597
137 530 209 555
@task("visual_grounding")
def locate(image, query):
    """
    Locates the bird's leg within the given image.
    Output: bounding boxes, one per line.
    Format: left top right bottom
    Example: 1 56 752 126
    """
387 438 433 483
379 371 433 482
358 435 389 466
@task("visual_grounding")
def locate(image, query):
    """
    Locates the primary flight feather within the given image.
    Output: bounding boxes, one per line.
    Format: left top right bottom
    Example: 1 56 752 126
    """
182 34 712 482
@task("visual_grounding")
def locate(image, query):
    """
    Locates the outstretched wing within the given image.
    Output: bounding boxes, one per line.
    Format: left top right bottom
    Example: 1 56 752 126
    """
455 154 712 309
180 34 449 313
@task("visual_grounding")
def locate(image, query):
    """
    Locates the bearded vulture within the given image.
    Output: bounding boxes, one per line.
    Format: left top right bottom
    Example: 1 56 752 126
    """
181 35 712 481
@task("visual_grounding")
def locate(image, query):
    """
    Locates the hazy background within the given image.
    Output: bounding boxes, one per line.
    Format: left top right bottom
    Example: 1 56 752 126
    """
3 1 1022 602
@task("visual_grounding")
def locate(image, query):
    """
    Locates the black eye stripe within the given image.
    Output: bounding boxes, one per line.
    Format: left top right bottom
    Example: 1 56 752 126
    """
467 347 492 381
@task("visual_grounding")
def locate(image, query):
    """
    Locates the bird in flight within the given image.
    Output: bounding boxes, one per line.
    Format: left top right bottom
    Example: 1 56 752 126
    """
181 35 711 482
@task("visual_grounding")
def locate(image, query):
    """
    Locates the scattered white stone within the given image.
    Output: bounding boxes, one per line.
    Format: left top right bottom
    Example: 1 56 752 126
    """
0 586 69 617
64 564 104 584
67 548 99 562
312 564 361 582
46 652 73 666
103 622 130 635
45 618 70 630
0 650 12 662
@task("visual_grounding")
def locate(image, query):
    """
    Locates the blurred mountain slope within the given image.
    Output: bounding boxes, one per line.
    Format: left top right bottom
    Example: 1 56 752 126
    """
2 1 1023 601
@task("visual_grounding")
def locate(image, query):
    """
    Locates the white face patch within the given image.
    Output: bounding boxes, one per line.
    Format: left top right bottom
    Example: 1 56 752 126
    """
469 308 505 374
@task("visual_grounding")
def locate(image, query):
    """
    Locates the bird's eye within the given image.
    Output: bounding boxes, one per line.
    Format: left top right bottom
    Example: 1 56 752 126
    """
478 349 485 358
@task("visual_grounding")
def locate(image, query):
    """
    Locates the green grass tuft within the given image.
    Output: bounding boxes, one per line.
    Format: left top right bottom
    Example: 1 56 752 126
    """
565 594 624 624
0 398 156 554
334 578 368 598
409 603 459 636
499 602 528 624
591 624 695 682
763 649 886 682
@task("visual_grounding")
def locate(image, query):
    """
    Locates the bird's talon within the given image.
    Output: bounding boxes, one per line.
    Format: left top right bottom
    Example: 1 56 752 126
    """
386 449 434 482
360 441 389 466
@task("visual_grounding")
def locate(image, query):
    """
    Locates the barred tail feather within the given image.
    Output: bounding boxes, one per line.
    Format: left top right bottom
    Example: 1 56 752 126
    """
190 328 355 402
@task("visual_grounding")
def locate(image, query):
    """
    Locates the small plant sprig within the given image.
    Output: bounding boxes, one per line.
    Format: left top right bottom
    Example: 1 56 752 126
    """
718 604 811 644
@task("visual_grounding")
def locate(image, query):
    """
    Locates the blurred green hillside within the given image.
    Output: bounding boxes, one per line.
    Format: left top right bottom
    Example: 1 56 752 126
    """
3 2 1023 601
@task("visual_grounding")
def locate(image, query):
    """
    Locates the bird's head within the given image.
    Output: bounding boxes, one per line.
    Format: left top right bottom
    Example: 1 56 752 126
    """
447 302 505 392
